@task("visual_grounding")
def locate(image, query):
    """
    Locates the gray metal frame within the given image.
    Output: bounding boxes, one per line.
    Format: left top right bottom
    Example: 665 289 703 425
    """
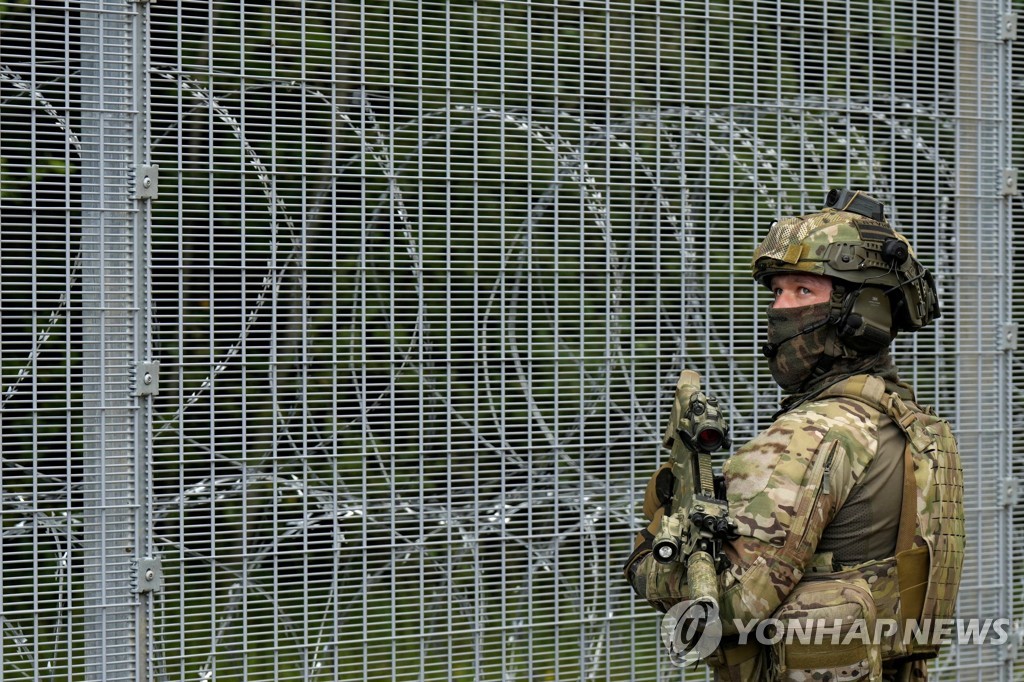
79 1 154 678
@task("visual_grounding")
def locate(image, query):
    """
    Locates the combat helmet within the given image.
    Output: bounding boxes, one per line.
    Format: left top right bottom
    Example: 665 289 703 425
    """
752 189 941 354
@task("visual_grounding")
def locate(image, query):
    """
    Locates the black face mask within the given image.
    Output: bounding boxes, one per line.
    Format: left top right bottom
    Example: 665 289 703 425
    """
764 301 833 393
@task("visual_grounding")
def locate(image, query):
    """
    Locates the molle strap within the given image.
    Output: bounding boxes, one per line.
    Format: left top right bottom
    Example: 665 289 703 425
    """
895 441 917 555
784 641 871 670
883 392 918 430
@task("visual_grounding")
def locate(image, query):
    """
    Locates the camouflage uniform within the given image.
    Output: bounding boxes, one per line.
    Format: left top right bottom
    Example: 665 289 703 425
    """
628 372 937 680
625 192 964 682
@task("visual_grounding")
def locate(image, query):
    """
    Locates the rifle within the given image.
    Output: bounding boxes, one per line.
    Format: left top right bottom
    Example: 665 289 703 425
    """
652 369 738 608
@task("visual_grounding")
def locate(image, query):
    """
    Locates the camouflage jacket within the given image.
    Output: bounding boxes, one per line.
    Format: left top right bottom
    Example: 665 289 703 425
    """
626 382 915 679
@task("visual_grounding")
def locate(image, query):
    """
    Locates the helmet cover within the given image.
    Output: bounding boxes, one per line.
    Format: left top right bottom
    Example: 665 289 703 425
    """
752 190 940 334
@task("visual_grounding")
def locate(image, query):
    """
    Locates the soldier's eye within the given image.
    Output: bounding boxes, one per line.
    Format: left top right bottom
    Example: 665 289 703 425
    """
800 287 812 295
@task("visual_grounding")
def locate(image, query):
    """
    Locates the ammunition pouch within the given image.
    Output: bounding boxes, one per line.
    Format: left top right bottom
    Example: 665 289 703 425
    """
768 574 881 681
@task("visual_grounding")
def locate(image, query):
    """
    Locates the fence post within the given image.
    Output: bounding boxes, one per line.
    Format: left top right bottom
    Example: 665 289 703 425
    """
79 1 150 679
997 0 1018 679
955 1 1013 679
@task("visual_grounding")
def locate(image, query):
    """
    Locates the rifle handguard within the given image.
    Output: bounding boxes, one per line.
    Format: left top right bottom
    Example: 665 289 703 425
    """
686 551 719 607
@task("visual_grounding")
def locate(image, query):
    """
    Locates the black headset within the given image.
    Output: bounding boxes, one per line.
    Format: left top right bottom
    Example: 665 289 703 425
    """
831 236 911 355
814 190 912 355
833 284 895 354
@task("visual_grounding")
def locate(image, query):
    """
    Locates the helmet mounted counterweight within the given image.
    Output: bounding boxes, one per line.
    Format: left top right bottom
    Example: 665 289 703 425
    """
752 189 941 354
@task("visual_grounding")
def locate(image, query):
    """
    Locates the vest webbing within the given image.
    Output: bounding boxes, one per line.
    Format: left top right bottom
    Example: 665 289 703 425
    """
814 374 966 657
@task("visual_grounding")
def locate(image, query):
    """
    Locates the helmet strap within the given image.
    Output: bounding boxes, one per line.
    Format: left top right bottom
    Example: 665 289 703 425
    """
825 285 858 358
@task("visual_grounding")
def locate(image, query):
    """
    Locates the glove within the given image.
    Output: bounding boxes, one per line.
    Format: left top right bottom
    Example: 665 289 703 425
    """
642 461 676 520
624 461 684 611
642 462 728 520
624 461 673 587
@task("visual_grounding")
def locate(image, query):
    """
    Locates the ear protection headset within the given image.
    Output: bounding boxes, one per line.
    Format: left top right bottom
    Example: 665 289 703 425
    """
832 283 895 354
820 189 929 355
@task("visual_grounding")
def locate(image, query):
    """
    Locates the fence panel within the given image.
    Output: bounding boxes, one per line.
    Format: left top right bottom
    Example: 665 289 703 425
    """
0 0 84 673
0 1 1016 680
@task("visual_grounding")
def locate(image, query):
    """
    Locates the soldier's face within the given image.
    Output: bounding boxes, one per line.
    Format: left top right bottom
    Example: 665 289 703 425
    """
769 273 833 309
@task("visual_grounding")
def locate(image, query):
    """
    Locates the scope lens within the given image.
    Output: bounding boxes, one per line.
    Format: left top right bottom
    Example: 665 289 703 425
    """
697 429 723 450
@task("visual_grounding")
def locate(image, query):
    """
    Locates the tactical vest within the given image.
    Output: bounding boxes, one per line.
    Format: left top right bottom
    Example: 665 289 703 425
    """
811 375 966 660
711 375 965 681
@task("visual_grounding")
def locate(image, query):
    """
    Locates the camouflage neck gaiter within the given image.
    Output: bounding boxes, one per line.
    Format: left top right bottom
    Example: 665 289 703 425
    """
765 301 833 393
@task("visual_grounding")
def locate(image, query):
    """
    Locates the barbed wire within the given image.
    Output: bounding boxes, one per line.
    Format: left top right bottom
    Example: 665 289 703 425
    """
0 67 961 680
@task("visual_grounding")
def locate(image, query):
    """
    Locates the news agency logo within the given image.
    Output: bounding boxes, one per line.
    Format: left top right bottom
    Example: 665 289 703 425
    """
661 598 723 667
660 608 1017 667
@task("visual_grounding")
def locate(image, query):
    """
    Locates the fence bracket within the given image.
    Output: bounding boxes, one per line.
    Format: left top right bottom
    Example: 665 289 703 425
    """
1001 12 1018 41
999 624 1023 663
131 558 163 594
135 164 158 199
999 477 1019 508
134 361 160 397
1001 168 1018 196
999 323 1018 352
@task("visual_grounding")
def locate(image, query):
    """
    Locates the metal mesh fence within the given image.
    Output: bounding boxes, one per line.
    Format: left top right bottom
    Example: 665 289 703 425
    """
1012 2 1024 681
0 0 1017 680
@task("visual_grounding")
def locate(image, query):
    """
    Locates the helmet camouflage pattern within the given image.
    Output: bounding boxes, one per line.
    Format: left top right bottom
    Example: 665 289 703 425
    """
752 189 941 334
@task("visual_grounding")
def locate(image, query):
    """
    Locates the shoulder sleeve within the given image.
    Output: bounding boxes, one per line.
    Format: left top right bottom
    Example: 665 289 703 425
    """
716 399 880 625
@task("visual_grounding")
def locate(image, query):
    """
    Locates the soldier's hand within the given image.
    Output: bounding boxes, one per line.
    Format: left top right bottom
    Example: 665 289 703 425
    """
627 537 690 612
643 462 676 520
625 506 687 609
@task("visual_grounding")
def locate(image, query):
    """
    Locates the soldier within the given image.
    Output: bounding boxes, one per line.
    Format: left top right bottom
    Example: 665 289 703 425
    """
624 190 965 681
